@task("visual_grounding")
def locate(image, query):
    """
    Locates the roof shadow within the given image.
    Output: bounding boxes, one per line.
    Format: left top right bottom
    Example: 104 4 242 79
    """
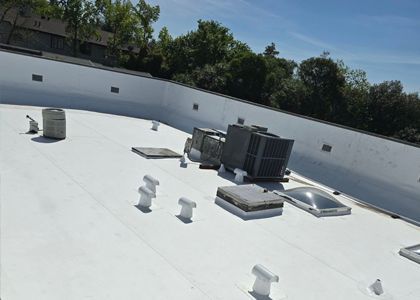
134 205 152 213
248 291 273 300
20 131 37 135
176 215 193 224
217 171 245 185
31 136 62 143
256 182 285 192
217 171 285 191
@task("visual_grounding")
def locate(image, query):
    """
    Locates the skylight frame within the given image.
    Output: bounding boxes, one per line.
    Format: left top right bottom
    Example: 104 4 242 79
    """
399 244 420 264
274 188 352 217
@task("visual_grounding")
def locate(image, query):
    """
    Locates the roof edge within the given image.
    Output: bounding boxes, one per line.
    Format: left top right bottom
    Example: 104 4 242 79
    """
1 47 419 149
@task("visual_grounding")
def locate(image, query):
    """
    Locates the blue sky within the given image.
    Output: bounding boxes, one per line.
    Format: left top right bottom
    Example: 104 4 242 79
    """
146 0 420 93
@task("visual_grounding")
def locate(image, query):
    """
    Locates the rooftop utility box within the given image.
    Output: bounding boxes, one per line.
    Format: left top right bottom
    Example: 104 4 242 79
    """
42 108 66 139
201 135 225 164
221 124 294 180
190 128 226 164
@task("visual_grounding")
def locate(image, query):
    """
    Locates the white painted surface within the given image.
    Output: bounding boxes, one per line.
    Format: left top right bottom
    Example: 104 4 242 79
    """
251 264 279 297
0 50 419 223
1 105 420 300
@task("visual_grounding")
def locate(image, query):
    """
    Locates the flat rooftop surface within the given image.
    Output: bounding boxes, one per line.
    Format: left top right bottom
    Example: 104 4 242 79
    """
1 104 419 300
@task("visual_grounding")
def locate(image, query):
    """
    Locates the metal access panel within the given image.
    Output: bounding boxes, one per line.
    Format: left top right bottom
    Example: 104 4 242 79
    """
191 128 220 152
201 135 225 164
221 124 257 170
131 147 182 159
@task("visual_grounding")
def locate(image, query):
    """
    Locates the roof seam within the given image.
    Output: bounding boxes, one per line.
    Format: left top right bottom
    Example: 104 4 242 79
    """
9 116 211 299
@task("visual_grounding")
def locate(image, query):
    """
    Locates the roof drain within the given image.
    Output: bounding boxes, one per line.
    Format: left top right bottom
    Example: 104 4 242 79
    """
251 264 279 297
177 197 196 222
137 186 155 208
151 120 160 131
368 279 384 296
143 175 159 195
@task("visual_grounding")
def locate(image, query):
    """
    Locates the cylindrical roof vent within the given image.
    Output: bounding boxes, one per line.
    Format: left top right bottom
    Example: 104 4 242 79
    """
42 108 66 139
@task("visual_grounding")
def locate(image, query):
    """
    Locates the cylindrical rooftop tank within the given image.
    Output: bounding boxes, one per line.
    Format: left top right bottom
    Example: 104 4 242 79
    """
42 108 66 139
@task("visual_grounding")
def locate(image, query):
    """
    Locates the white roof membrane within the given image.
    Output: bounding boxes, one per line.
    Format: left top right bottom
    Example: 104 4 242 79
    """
1 105 420 300
1 50 419 224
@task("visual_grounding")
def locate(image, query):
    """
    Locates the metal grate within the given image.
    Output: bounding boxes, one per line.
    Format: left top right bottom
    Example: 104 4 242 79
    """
111 86 119 93
243 133 294 179
32 74 43 82
322 144 332 152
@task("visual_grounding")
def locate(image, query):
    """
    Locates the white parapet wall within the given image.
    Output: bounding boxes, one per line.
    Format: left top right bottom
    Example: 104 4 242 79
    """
1 50 419 224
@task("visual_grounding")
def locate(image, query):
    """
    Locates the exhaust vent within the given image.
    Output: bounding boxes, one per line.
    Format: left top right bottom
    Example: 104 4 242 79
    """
32 74 43 82
322 144 332 152
42 108 66 139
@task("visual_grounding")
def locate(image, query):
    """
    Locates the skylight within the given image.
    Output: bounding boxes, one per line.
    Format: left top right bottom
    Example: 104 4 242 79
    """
400 244 420 264
275 187 351 217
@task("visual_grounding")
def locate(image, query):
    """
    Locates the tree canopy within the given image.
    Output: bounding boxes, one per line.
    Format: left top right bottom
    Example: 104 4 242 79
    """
2 0 419 144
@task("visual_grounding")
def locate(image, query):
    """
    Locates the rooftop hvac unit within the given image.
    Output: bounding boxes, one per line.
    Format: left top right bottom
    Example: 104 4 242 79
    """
201 135 225 164
191 128 220 153
190 128 226 164
221 124 294 181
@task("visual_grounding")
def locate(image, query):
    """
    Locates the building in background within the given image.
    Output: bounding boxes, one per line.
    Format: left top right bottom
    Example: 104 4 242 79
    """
0 8 133 65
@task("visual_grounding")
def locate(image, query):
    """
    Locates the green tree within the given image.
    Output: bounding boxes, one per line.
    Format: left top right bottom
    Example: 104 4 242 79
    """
269 78 307 113
367 81 419 137
132 0 159 53
263 42 279 57
173 63 228 93
100 0 136 58
395 126 420 144
157 26 171 53
262 55 296 98
337 60 370 129
53 0 100 56
165 20 237 75
138 26 173 76
298 56 346 122
227 52 268 104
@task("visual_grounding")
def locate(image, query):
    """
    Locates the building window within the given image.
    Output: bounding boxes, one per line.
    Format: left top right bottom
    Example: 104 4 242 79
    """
79 42 92 56
193 103 199 111
237 117 245 125
50 36 64 49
